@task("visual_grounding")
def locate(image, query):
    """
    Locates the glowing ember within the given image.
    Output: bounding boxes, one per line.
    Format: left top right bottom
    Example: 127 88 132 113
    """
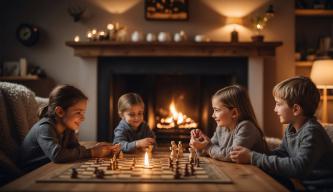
157 101 198 129
144 151 150 168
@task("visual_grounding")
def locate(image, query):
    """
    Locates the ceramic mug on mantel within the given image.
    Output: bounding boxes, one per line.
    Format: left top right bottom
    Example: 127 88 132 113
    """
131 31 144 42
158 32 172 42
146 33 157 42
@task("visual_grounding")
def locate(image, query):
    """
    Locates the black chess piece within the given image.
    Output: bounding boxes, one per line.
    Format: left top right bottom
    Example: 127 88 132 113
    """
94 167 98 174
196 158 200 167
190 163 195 175
96 170 105 179
70 168 78 179
184 163 190 177
174 167 181 179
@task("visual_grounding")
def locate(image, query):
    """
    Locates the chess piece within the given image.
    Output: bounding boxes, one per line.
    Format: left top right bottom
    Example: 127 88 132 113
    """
132 157 136 166
71 168 78 179
118 151 124 159
148 144 153 159
96 170 105 179
94 167 98 175
190 163 195 175
169 157 173 170
188 147 197 163
196 158 200 167
177 141 183 158
170 141 178 160
174 166 181 179
184 163 190 177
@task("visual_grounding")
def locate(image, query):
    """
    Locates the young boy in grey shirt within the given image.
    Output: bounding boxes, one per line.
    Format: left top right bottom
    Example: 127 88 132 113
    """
230 76 333 190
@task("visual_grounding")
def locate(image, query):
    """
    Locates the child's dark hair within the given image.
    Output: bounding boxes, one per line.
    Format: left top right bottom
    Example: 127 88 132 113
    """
273 76 320 117
39 85 88 119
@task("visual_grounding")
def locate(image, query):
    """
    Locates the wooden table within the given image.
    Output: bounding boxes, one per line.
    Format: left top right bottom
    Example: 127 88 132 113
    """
1 142 288 192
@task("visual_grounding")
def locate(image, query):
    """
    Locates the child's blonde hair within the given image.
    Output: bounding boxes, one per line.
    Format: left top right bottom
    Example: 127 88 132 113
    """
273 76 320 117
118 93 144 117
213 85 268 151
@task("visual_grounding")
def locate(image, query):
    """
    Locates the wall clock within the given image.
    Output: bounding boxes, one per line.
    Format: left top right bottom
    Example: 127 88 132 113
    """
16 24 39 46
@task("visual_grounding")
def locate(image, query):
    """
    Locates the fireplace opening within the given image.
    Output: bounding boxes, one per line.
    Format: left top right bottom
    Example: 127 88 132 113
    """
97 57 248 145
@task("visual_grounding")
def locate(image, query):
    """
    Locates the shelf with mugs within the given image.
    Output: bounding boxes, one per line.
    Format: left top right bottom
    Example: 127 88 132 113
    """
295 9 333 17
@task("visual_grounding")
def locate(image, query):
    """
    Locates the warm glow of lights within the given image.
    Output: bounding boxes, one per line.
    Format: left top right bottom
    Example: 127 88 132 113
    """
107 23 114 31
99 31 105 36
202 0 269 17
74 35 80 42
87 32 92 39
144 151 150 168
157 100 198 129
92 0 140 14
92 29 97 35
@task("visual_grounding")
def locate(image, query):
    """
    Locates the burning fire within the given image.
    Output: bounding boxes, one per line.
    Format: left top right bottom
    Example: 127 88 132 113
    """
144 151 150 168
157 101 198 129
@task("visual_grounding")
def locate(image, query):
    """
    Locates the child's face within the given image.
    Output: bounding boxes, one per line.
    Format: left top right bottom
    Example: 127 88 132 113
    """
211 97 237 128
122 104 144 129
274 97 294 124
58 99 87 131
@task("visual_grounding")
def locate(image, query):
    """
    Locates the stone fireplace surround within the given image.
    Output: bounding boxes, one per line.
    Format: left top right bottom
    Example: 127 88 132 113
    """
66 41 282 141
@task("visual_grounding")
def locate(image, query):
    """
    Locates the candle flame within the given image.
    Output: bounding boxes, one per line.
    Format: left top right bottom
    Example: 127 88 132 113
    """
144 151 150 168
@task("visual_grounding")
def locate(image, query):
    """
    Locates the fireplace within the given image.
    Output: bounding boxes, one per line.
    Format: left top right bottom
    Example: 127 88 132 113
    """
66 41 282 142
97 57 248 143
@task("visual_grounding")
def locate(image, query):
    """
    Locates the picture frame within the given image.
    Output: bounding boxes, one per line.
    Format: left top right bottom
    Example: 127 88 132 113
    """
3 61 20 76
145 0 189 21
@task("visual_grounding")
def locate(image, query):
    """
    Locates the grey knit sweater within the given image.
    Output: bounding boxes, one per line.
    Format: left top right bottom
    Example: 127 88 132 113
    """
20 117 91 172
113 120 155 153
251 118 333 187
204 120 266 161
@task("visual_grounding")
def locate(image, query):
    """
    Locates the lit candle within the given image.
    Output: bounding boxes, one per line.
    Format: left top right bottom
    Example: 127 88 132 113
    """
74 35 80 42
144 151 150 168
87 31 92 40
99 31 106 40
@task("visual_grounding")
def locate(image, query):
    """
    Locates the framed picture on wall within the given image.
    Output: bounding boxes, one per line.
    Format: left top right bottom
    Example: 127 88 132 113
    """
145 0 189 21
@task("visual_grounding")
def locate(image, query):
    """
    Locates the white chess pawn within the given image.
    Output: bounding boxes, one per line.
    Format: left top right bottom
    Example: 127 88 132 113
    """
188 147 197 163
118 151 124 159
177 141 183 158
170 141 178 160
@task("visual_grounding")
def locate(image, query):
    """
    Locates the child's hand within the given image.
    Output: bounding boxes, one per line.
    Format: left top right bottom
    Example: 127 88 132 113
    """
94 142 113 147
191 129 202 139
110 143 121 154
190 134 210 150
229 146 252 164
136 137 155 149
91 145 113 158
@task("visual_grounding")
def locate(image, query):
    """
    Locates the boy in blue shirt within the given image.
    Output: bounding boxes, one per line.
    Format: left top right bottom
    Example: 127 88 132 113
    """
230 76 333 190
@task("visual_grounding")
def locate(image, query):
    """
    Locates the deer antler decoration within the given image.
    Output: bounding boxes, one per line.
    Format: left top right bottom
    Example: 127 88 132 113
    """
68 5 86 22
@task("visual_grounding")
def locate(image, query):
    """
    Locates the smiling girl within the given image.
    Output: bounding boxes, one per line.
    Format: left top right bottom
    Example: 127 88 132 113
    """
190 85 267 161
20 85 119 172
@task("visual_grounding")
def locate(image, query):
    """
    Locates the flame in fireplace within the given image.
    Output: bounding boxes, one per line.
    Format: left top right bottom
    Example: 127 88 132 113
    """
157 101 197 129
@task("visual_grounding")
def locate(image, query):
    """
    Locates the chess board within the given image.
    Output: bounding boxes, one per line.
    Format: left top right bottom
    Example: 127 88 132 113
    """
37 153 232 184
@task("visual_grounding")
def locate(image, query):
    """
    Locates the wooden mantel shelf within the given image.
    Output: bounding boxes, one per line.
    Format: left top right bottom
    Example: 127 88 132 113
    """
66 41 282 58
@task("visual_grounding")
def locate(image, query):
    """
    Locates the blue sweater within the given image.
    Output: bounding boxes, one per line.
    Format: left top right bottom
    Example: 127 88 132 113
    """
113 120 155 153
251 118 333 188
20 117 91 172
